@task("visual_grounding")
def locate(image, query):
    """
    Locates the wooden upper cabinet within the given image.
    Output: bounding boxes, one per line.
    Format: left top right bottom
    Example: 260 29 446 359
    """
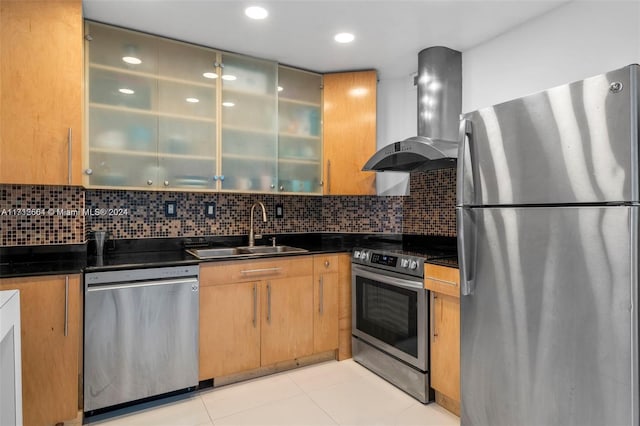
323 70 377 195
0 0 83 185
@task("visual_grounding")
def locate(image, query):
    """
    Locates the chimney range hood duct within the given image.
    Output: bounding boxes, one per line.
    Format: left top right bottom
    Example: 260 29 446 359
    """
363 46 461 172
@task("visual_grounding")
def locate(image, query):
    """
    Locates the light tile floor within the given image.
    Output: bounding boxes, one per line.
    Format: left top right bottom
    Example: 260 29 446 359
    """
85 359 460 426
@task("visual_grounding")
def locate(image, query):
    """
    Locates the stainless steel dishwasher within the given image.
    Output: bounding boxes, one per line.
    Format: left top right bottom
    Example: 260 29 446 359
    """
84 265 199 414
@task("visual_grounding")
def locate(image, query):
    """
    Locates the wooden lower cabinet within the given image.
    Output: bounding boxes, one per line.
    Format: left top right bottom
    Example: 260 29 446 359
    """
312 255 340 354
0 274 81 426
431 293 460 405
425 264 460 416
199 257 315 379
337 253 352 360
261 276 314 365
199 281 261 379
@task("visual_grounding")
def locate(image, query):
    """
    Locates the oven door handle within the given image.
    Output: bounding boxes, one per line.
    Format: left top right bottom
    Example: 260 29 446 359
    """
351 264 423 290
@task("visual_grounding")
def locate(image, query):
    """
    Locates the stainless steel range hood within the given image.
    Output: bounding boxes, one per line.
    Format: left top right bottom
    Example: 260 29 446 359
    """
363 47 461 172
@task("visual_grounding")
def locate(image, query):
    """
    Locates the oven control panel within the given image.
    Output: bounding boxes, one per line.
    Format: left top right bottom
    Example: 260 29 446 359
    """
352 248 424 278
370 253 398 267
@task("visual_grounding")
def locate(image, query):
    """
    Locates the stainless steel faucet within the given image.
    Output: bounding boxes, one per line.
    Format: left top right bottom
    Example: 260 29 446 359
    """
248 201 267 247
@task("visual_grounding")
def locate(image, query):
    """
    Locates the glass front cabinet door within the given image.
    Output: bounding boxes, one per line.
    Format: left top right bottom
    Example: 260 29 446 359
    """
219 53 278 192
85 22 217 190
277 66 323 194
85 22 322 194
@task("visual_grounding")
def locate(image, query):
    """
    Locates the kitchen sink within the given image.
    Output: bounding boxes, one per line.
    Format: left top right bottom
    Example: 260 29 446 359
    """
186 247 244 258
186 245 307 259
236 245 308 255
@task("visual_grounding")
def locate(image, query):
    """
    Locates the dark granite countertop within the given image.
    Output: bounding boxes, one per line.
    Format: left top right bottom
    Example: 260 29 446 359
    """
1 233 457 278
0 244 87 278
425 256 459 268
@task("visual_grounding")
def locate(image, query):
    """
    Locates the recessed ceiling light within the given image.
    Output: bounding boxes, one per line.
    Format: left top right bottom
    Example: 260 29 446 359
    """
122 56 142 65
245 6 268 20
222 101 235 107
334 32 355 44
277 86 284 92
221 74 237 81
118 88 135 95
186 97 200 103
202 72 218 79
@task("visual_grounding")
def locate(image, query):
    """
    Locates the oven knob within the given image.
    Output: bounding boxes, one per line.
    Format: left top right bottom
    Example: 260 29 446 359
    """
361 251 370 261
409 260 418 270
354 250 361 259
400 259 409 268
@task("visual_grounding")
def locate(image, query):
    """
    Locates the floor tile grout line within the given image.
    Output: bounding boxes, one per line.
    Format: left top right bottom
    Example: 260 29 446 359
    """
284 363 374 426
204 392 319 425
200 375 306 423
198 393 216 426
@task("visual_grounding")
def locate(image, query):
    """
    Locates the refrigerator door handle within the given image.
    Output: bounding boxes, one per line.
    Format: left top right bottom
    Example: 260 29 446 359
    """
457 207 476 296
457 119 475 206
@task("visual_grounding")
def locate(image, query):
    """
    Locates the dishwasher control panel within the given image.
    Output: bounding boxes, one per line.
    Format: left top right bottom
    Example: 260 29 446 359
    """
85 265 199 286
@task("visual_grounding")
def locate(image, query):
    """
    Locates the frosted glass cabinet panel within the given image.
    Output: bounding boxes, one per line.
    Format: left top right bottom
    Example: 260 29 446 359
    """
85 22 323 194
277 66 322 194
220 53 278 192
85 21 218 190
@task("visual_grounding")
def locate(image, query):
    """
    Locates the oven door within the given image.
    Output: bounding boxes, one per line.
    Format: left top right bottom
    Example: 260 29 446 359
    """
352 264 428 371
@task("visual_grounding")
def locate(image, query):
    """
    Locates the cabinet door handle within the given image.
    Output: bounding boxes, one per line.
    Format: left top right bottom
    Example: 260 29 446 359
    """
64 276 69 337
319 276 324 315
324 260 330 268
240 267 281 276
327 160 331 194
431 292 438 339
267 282 271 324
252 283 257 328
67 128 73 185
425 276 459 288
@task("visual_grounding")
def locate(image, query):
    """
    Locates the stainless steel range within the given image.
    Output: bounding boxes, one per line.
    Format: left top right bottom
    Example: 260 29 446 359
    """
352 247 443 403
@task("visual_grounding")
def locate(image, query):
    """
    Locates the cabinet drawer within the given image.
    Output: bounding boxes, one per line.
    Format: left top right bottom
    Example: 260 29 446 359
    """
313 254 339 274
201 256 313 286
424 264 459 298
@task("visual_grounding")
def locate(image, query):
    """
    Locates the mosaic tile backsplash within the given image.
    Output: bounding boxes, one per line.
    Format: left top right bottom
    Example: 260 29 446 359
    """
403 169 457 237
85 191 324 239
0 169 456 246
0 185 85 246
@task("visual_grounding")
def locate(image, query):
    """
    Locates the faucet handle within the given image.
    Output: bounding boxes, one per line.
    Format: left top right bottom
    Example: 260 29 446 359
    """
270 237 276 247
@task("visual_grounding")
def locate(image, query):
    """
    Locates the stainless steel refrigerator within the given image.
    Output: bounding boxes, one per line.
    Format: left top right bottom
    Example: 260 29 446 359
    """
457 64 639 426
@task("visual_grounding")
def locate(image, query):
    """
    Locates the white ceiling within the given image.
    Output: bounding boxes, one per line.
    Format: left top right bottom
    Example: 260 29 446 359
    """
83 0 571 79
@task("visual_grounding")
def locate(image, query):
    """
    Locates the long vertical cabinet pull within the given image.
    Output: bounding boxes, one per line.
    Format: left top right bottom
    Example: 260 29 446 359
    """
64 276 69 337
431 292 438 339
267 282 271 324
252 283 257 327
326 160 331 194
67 128 73 184
319 276 324 315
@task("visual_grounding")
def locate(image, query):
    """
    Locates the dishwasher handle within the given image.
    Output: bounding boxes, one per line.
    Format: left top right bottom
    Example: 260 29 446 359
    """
87 277 198 292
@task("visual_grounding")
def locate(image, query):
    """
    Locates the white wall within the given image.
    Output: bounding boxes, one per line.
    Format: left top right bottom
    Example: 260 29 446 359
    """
462 0 640 112
375 75 416 196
